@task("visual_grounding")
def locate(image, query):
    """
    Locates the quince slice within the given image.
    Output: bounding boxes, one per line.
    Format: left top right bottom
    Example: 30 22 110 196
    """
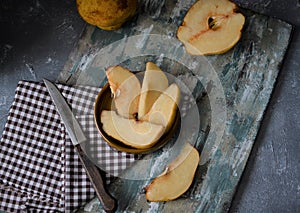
106 66 140 118
138 62 169 119
145 143 200 201
141 83 180 132
177 0 245 55
101 110 165 149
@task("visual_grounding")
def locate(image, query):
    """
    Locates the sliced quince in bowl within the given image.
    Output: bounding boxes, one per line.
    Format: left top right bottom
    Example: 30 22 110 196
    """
140 83 180 133
138 62 169 119
94 63 181 154
100 110 165 149
177 0 245 55
106 65 141 119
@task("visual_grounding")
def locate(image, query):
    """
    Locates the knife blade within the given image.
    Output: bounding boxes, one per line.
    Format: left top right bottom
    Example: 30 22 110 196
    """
43 79 116 212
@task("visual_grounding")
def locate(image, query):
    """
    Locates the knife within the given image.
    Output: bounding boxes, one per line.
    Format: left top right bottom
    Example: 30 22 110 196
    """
43 79 116 212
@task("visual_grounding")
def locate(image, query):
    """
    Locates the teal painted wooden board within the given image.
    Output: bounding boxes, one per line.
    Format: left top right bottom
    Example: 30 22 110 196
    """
57 1 292 212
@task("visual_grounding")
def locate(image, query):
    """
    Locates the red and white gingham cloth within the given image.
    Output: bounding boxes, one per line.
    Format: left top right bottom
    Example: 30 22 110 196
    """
0 80 136 212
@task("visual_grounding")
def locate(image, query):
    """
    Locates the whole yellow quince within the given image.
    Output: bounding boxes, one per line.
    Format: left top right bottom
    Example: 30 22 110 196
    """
76 0 138 30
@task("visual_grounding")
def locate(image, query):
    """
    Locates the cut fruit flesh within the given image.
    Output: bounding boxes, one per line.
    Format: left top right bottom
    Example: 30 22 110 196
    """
177 0 245 55
141 83 180 132
106 66 141 118
138 62 169 119
101 110 165 149
145 143 200 201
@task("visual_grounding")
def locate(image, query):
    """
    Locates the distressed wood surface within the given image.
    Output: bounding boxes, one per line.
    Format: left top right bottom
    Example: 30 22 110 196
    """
57 1 292 212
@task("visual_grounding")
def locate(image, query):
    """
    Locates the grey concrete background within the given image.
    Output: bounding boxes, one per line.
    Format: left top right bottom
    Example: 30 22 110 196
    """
0 0 299 212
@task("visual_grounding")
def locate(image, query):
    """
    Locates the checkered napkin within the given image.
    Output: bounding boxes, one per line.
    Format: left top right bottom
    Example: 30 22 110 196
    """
0 80 136 212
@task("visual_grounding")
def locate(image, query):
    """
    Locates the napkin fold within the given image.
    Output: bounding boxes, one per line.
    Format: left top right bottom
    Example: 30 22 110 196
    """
0 81 136 212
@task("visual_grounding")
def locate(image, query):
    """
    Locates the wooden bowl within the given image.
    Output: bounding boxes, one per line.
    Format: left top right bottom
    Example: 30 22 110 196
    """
94 83 180 154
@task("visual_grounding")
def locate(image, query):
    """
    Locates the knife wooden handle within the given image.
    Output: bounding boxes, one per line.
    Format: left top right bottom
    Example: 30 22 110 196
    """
75 144 116 212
